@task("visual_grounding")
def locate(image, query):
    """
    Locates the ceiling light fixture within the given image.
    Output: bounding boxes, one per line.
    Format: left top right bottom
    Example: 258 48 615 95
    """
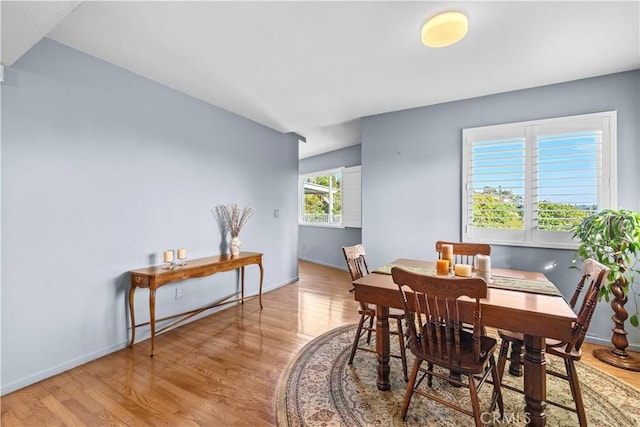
421 11 468 48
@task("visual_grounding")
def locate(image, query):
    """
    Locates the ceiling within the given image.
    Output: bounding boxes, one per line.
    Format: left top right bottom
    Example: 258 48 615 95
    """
2 1 639 159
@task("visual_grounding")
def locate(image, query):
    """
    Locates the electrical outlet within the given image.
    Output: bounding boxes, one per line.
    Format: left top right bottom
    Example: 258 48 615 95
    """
175 287 183 300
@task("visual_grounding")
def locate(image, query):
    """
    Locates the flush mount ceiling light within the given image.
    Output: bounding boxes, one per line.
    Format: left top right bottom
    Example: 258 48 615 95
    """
421 11 468 48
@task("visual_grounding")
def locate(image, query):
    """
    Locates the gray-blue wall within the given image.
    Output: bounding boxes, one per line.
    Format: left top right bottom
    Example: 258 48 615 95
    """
362 70 640 350
299 144 362 269
1 39 300 394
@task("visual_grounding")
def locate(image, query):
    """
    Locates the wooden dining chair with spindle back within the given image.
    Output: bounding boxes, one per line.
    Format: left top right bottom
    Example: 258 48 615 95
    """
435 241 491 270
391 267 504 425
342 245 408 381
492 258 610 427
436 241 492 337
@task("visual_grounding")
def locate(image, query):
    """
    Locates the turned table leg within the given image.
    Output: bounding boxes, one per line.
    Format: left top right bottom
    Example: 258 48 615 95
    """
524 334 547 426
375 306 391 391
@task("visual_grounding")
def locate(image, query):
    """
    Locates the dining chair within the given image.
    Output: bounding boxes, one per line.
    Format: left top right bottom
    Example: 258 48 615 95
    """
391 267 504 425
436 241 492 336
435 241 491 270
493 258 610 427
342 245 408 381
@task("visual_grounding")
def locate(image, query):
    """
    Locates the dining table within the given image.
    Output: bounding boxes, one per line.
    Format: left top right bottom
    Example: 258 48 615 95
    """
352 258 577 427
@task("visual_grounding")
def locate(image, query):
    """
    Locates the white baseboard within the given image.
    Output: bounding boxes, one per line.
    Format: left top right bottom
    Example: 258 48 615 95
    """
1 341 127 396
1 276 298 396
298 257 347 272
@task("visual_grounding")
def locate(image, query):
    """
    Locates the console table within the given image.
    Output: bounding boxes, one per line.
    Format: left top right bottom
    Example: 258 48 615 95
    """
128 251 264 356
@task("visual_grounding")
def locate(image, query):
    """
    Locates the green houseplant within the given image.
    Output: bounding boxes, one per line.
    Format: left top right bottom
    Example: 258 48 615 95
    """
572 208 640 370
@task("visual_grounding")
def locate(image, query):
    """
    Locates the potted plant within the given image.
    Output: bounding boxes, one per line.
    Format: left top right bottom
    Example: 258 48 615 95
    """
571 208 640 370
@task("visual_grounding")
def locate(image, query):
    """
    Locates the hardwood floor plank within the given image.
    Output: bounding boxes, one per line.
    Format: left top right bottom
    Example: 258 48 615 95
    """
40 395 87 427
0 408 24 427
1 260 637 426
1 392 32 420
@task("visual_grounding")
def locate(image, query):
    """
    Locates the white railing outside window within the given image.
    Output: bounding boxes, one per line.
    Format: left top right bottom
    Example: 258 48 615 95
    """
298 166 361 228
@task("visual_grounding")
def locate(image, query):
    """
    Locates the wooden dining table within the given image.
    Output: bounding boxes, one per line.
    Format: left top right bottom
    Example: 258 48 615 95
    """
352 258 577 427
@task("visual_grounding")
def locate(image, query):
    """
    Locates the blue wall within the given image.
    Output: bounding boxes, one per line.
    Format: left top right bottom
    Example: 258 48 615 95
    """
299 144 362 269
361 70 640 350
1 39 300 394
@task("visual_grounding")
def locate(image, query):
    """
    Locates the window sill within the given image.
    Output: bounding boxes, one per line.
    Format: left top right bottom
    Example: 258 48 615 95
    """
299 223 344 229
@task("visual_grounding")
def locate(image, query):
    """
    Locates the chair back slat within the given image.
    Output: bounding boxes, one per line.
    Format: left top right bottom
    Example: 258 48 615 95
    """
566 259 610 353
567 275 587 309
392 267 487 368
342 244 369 281
435 241 491 269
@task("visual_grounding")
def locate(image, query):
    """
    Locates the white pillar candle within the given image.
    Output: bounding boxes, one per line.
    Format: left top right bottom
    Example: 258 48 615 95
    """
454 264 472 277
177 248 187 259
477 254 491 272
163 250 174 263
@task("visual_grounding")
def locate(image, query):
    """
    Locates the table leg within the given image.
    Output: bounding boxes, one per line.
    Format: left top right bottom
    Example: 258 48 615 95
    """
241 266 245 304
149 289 157 357
258 262 264 309
128 286 136 347
375 305 391 391
523 334 547 426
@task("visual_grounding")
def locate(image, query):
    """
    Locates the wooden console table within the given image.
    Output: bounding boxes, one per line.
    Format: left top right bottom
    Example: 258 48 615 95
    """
128 251 264 356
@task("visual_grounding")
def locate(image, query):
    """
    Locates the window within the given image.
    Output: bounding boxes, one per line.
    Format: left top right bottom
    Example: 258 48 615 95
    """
298 166 361 228
462 111 616 249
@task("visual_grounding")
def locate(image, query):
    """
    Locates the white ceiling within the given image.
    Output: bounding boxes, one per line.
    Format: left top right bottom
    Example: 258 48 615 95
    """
2 1 639 159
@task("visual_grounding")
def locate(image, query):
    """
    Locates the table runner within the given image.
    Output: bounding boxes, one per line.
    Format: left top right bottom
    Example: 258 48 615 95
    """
373 263 562 297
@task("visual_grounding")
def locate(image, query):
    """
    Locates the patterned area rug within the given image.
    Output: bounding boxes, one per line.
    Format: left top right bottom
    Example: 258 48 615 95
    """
276 325 640 426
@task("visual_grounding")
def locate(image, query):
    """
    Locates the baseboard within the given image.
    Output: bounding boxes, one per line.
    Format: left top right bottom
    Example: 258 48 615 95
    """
1 276 298 396
585 334 639 353
298 257 347 272
1 341 128 396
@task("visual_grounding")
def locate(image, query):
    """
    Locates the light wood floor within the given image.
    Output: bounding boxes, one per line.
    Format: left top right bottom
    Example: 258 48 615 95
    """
1 261 638 426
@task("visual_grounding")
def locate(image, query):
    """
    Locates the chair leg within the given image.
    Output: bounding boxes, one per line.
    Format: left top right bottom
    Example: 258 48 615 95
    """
349 314 367 365
565 359 587 427
495 339 510 385
489 355 505 417
396 318 408 381
401 358 422 420
468 371 482 427
366 314 374 344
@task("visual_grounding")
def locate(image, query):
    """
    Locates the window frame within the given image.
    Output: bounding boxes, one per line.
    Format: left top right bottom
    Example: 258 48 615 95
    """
298 165 362 229
462 111 617 249
298 167 344 228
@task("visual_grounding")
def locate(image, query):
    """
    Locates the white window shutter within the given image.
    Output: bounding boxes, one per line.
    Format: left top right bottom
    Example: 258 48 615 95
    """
342 165 362 228
462 111 616 249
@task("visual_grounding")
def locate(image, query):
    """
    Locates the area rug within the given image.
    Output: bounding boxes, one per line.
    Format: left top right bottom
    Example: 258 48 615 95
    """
276 324 640 426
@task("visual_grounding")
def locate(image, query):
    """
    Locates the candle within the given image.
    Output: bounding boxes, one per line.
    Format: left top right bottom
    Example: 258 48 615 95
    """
478 271 492 282
454 264 472 277
441 244 454 270
163 250 174 263
477 254 491 272
177 248 187 259
436 259 449 275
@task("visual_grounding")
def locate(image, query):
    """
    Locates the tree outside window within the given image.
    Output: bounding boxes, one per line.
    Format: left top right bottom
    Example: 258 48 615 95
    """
301 171 342 225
